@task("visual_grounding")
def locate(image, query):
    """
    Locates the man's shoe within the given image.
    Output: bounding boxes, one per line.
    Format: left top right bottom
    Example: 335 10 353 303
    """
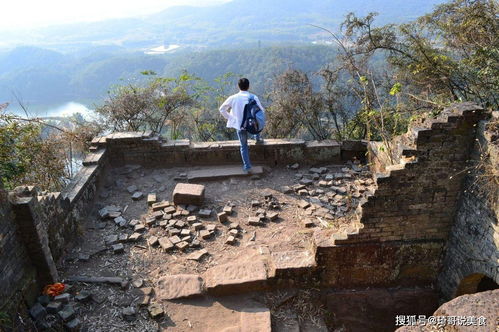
243 168 252 175
255 138 264 145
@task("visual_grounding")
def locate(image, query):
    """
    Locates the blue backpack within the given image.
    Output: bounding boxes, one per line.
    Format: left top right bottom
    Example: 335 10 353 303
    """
240 94 265 135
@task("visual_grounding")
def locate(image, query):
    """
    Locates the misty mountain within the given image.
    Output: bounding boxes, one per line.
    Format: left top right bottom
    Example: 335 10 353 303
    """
0 44 338 110
0 0 446 52
0 47 65 73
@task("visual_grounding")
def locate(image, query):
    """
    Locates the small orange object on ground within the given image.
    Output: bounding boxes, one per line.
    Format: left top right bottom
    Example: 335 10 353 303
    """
43 283 65 297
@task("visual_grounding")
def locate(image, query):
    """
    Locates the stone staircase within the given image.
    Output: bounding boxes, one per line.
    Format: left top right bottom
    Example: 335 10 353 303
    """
154 247 318 301
152 248 317 331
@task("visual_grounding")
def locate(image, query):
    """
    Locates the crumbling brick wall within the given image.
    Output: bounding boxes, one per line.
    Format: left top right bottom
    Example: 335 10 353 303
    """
438 114 499 300
317 103 485 288
342 103 483 244
0 187 38 313
0 158 108 315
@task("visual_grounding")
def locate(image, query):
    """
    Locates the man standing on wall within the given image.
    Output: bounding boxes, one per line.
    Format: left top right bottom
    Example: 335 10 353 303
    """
219 78 265 173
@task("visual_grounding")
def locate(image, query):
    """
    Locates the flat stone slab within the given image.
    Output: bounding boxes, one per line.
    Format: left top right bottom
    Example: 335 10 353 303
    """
186 249 209 261
156 274 204 300
152 201 171 211
204 259 268 291
66 276 125 284
187 166 264 182
271 250 316 271
240 307 272 332
173 183 205 205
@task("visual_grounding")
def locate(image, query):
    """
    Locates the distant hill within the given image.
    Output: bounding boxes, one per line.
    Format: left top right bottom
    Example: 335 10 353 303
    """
0 0 447 52
0 44 338 110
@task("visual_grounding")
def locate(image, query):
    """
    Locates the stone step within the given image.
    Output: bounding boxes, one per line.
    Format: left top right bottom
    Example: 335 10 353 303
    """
187 166 264 182
431 121 458 130
410 126 431 138
239 306 272 332
90 136 107 147
155 274 204 300
151 292 272 331
399 144 418 157
270 250 316 274
156 249 321 300
203 258 270 295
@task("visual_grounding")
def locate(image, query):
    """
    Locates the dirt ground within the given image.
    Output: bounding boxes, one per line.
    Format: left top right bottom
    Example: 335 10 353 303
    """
58 162 373 331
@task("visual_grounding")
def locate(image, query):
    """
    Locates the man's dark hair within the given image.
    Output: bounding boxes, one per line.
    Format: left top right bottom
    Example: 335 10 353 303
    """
238 78 250 91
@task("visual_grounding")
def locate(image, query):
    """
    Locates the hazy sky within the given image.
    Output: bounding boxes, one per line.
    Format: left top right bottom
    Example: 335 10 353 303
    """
0 0 231 30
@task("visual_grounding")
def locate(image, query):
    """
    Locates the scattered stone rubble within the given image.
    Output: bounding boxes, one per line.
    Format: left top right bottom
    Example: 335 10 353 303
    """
287 161 374 224
28 291 81 330
94 162 372 272
55 161 374 330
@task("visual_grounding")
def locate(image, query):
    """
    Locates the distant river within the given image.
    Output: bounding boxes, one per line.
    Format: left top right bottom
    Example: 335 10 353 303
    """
9 101 97 120
46 102 96 119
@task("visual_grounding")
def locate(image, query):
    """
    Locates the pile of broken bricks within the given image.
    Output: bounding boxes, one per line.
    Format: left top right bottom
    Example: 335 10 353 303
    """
97 182 275 262
283 162 374 228
245 192 281 228
40 163 376 329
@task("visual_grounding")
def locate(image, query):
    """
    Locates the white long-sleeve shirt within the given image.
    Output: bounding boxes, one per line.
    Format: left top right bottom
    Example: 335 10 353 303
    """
219 90 265 130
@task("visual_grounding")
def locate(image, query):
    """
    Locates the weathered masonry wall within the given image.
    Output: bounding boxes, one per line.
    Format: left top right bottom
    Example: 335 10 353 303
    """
0 159 108 312
326 286 439 331
0 187 38 313
89 135 367 167
438 113 499 300
315 103 485 288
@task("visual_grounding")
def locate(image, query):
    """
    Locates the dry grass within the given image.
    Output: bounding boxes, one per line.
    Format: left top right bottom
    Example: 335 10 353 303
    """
467 117 499 207
263 289 327 328
471 154 499 207
485 116 499 146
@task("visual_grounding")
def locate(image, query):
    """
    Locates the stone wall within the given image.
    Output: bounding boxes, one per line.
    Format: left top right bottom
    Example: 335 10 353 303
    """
396 289 499 332
316 103 485 288
52 161 107 260
316 240 445 288
88 133 367 167
0 150 108 313
438 114 499 300
0 187 38 313
327 287 439 331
